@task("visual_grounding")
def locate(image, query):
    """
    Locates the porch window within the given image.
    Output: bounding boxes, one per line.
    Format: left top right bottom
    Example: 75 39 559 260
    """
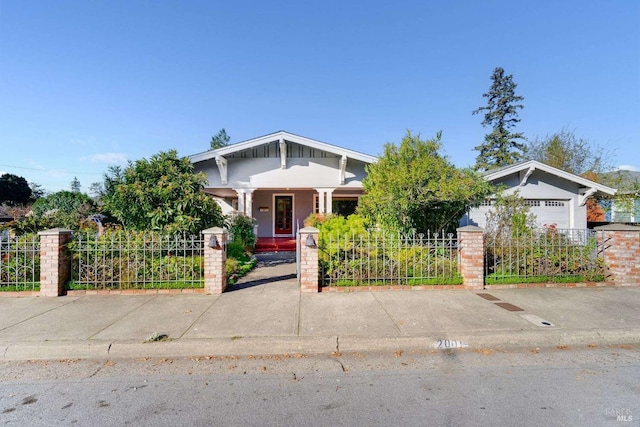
314 196 359 217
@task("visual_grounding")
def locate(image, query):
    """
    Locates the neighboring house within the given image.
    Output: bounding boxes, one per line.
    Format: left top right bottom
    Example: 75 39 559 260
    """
190 131 376 238
0 207 13 225
602 170 640 223
461 160 617 230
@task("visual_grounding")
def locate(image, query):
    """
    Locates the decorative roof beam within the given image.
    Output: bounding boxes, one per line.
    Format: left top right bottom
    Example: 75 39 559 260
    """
579 187 597 206
520 165 535 186
279 137 286 169
215 156 227 185
339 155 347 185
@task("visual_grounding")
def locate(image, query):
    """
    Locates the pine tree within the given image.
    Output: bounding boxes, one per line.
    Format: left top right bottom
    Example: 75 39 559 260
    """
70 177 81 192
210 128 230 149
473 67 525 171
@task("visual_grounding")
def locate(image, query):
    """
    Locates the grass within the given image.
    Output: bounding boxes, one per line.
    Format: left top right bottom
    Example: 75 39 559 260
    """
66 280 205 291
65 256 258 290
327 275 463 287
0 283 40 292
485 274 605 285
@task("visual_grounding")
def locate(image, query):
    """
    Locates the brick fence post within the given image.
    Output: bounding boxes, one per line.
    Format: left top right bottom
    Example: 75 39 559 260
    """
299 227 319 292
38 228 72 297
594 224 640 286
203 227 227 294
457 225 485 290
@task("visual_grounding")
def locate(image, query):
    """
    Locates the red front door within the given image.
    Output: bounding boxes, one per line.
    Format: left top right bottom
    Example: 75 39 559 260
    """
274 195 293 235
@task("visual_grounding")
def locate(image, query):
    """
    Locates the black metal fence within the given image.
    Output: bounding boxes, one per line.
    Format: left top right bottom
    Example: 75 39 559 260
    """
0 233 40 291
68 231 205 290
320 231 461 287
484 228 606 284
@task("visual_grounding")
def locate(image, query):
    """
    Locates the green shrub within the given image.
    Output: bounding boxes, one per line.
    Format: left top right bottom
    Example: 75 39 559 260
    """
228 215 256 252
0 233 40 289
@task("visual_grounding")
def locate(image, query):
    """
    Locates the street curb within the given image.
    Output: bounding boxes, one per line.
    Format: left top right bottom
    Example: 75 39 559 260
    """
2 329 639 361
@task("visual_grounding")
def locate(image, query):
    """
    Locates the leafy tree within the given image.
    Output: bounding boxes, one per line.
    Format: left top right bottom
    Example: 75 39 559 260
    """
5 190 99 233
102 150 223 233
0 173 32 205
31 191 96 217
473 67 526 171
484 191 537 238
526 128 615 177
358 131 494 234
88 182 104 199
29 182 46 201
210 128 230 149
70 176 81 192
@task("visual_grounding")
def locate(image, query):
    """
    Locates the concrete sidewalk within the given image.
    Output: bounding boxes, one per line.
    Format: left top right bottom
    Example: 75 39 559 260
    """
1 258 639 361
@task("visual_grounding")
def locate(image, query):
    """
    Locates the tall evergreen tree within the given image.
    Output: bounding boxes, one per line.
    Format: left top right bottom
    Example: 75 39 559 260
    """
473 67 525 171
70 176 81 192
210 128 230 149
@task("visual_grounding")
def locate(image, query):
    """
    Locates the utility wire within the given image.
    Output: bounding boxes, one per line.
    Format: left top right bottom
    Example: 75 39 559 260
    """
0 164 104 175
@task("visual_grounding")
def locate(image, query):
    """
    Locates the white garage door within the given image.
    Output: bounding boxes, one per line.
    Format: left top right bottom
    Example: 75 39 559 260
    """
527 200 570 229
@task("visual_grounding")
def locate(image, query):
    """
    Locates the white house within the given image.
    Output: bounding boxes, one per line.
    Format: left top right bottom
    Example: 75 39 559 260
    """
190 131 376 238
192 133 617 236
461 160 617 229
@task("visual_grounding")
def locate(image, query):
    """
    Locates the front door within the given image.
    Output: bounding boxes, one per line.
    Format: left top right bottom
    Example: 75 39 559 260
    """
274 195 293 235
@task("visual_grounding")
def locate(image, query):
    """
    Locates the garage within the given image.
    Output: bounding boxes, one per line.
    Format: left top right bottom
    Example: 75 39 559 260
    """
526 200 570 229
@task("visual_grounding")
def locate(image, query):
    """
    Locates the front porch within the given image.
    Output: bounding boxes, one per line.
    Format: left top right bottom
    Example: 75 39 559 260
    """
255 237 297 253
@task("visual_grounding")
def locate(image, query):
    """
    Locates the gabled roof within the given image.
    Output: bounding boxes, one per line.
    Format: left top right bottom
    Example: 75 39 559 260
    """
484 160 617 196
190 130 377 164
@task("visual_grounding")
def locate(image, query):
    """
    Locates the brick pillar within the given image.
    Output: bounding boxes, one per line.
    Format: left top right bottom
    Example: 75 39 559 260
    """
299 227 319 293
595 224 640 286
203 227 227 294
457 225 485 290
38 228 72 297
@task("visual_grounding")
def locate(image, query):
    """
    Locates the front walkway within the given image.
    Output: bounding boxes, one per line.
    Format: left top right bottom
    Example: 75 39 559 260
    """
226 252 297 293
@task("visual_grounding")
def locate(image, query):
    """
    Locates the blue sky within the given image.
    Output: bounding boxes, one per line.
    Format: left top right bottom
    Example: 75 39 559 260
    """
1 0 639 193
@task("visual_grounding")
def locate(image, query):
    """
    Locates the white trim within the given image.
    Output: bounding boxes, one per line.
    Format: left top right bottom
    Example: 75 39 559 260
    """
279 137 287 169
339 155 347 185
190 131 377 164
215 156 227 185
485 160 616 196
519 165 535 186
578 187 597 206
272 193 295 237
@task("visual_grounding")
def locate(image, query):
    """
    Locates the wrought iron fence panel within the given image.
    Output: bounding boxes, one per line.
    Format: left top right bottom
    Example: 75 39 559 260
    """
320 230 460 287
69 231 205 290
0 233 40 291
484 228 606 284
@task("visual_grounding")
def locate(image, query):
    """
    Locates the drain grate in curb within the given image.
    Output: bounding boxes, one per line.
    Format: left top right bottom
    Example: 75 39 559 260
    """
494 302 524 311
477 293 500 301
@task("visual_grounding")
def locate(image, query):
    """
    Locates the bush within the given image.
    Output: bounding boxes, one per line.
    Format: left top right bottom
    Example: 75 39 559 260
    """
0 233 40 289
228 215 256 252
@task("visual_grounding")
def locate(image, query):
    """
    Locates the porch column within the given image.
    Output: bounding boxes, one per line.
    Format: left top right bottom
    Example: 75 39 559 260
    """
235 189 245 215
316 189 325 214
245 189 255 218
325 189 334 214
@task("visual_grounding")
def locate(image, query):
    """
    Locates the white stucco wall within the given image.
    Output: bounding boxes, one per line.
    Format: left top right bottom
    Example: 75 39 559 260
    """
195 156 368 190
463 169 588 229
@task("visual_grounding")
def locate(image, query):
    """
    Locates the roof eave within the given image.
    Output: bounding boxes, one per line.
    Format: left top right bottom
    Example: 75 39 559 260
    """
189 131 376 164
